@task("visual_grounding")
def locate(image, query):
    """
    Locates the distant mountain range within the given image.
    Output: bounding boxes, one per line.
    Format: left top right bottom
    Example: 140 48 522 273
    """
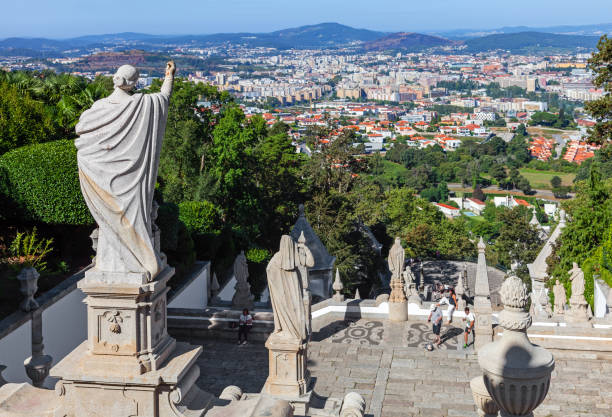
363 32 458 51
463 31 600 53
0 22 607 57
432 23 612 39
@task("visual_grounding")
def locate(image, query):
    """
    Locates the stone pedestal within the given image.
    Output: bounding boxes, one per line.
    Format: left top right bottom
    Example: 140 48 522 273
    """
388 276 408 322
49 265 218 416
566 295 592 327
474 298 494 351
78 266 176 375
51 342 213 417
388 300 408 322
263 333 311 415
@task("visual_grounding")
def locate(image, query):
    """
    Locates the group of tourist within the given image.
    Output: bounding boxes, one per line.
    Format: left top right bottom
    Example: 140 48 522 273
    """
427 285 475 349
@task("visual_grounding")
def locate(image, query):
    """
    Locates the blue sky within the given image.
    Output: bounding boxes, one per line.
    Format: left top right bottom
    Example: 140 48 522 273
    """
2 0 612 38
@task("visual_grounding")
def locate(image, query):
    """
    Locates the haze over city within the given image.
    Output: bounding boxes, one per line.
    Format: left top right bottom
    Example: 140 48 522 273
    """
2 0 612 38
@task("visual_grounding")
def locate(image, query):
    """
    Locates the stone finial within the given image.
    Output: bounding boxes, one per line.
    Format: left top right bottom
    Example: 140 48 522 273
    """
211 272 220 295
354 288 361 300
478 274 554 417
333 269 344 302
24 311 52 388
17 267 40 312
498 274 531 331
473 237 493 350
340 392 366 417
0 365 7 387
219 385 243 401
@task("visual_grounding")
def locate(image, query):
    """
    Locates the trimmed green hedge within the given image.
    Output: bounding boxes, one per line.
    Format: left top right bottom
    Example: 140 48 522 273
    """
0 140 93 225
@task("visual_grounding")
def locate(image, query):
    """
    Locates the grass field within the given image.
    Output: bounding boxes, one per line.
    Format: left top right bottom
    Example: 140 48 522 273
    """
518 168 575 189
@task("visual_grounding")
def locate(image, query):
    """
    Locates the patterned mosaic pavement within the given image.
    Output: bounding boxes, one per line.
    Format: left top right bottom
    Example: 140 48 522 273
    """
186 317 612 417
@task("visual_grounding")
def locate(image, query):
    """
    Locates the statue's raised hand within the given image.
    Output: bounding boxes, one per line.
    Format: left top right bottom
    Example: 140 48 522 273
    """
166 61 176 77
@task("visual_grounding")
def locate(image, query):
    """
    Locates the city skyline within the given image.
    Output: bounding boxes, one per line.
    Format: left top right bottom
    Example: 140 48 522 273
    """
2 0 612 38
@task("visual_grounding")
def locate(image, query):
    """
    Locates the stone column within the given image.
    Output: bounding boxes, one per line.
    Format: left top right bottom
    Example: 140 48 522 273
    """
478 274 554 417
24 309 52 388
473 237 493 351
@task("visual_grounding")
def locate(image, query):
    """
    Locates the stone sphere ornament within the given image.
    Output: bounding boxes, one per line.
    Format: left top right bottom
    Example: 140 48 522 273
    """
477 274 554 417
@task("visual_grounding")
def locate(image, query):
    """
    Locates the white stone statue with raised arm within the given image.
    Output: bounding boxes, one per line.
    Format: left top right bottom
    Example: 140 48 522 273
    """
75 61 176 282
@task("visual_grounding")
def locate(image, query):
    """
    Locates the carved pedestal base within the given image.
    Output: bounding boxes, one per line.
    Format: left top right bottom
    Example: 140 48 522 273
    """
566 300 592 327
474 299 494 351
388 301 408 322
263 333 310 414
51 341 213 417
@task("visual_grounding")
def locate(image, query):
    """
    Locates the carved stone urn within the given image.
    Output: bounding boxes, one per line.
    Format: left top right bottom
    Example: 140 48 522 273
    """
470 376 499 417
478 274 554 417
17 267 40 312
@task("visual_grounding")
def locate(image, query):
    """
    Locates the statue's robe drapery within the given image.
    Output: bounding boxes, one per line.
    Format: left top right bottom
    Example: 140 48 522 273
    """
388 239 405 279
266 237 308 341
75 92 169 280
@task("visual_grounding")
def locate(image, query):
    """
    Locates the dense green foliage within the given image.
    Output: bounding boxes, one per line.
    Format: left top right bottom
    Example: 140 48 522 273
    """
586 35 612 147
0 140 93 225
529 110 575 129
384 133 534 191
548 168 612 307
0 70 112 153
0 81 56 154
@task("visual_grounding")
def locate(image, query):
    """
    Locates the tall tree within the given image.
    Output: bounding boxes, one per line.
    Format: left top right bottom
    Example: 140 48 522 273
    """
586 35 612 147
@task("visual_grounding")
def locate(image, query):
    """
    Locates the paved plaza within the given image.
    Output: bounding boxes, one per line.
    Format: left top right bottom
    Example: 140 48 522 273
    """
187 317 612 417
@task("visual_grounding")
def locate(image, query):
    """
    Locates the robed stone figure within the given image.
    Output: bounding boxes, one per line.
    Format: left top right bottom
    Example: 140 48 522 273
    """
388 237 405 280
266 235 314 341
569 262 585 300
75 62 175 281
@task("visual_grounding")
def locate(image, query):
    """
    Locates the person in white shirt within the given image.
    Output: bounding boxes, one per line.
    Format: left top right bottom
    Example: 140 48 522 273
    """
463 307 475 348
238 308 253 345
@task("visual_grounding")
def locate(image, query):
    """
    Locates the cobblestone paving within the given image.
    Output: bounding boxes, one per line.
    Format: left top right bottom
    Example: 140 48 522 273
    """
187 318 612 417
